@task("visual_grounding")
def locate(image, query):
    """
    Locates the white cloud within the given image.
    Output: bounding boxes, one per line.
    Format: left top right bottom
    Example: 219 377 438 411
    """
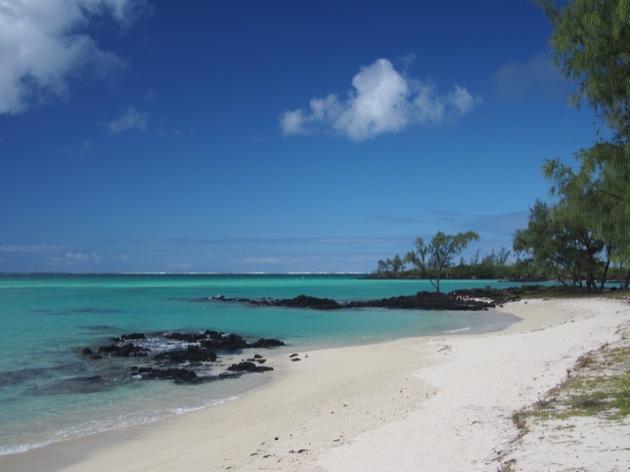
279 58 478 141
448 85 476 114
279 109 307 135
50 251 101 265
106 106 148 134
490 53 571 102
0 0 146 114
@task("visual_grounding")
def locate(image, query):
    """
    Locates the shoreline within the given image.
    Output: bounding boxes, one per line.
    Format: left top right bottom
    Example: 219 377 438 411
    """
1 297 627 471
0 308 517 458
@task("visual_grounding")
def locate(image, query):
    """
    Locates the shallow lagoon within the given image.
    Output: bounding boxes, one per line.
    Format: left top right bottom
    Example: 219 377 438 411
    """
0 274 525 454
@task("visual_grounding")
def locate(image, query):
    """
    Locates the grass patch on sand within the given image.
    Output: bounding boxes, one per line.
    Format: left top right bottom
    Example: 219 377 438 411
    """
512 327 630 433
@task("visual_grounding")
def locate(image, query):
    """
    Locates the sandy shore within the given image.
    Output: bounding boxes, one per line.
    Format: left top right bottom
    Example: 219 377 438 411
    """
1 297 628 471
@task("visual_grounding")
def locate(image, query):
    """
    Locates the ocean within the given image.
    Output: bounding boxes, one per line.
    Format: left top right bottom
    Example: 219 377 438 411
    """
0 274 523 455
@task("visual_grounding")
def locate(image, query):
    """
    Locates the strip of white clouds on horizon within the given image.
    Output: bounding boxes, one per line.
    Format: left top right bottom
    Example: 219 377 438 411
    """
49 251 101 265
279 58 479 141
0 0 147 115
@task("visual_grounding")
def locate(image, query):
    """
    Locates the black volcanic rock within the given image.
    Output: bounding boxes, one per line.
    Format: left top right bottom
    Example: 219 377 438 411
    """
163 332 208 342
211 291 496 311
251 338 285 348
278 295 341 310
199 333 248 351
346 291 494 311
203 330 224 340
131 366 199 384
154 345 217 363
113 332 146 342
450 287 521 304
227 361 273 373
81 347 103 360
210 294 341 310
79 329 283 386
98 343 150 357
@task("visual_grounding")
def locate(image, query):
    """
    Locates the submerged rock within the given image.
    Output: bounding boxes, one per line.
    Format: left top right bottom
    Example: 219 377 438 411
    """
30 375 112 395
81 347 102 360
131 366 199 384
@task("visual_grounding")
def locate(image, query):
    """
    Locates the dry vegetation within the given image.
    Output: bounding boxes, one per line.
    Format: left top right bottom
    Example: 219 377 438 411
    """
500 322 630 471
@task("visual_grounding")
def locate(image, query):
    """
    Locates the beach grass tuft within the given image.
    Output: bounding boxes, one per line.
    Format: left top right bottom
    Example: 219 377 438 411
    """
512 326 630 428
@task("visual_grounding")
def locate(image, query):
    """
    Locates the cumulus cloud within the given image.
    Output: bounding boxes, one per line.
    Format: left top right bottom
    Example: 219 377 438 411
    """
0 0 147 114
279 58 478 141
106 106 148 134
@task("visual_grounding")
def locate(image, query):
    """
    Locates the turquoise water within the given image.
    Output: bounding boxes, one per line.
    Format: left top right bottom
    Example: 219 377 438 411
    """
0 274 523 455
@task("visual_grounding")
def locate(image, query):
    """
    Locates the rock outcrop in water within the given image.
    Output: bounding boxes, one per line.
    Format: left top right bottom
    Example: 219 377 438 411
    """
154 345 218 363
130 366 199 384
97 343 150 357
450 287 522 305
209 291 501 311
227 361 274 373
78 329 284 385
251 338 286 348
113 332 146 342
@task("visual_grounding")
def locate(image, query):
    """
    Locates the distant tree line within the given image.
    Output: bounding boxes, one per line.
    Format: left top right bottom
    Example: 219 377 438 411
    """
373 232 539 289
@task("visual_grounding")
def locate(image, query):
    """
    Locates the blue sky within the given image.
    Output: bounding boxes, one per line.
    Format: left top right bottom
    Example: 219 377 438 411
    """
0 0 601 273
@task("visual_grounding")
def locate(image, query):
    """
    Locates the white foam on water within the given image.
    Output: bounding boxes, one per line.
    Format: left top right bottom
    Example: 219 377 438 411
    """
444 326 472 334
0 394 241 456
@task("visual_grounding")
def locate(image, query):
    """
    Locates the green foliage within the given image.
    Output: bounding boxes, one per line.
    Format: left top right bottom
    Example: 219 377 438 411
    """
544 147 630 288
405 231 479 292
513 200 609 290
375 253 405 275
539 0 630 136
528 0 630 290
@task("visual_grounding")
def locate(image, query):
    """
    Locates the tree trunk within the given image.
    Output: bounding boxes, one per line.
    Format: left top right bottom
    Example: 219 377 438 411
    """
586 272 595 292
599 258 610 291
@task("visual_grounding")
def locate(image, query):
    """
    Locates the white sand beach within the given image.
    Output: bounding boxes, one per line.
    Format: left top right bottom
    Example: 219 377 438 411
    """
1 297 628 472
